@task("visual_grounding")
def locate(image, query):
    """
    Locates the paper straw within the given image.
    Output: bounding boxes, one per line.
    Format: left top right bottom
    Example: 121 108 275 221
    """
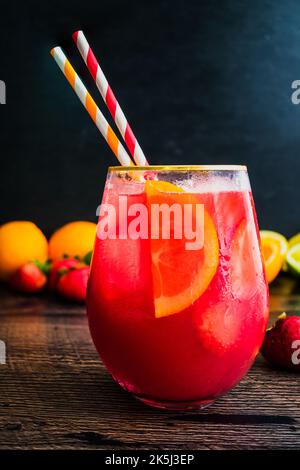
50 47 134 167
73 30 148 167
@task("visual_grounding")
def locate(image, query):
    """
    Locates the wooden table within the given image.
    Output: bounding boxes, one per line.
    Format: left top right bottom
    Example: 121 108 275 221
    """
0 275 299 450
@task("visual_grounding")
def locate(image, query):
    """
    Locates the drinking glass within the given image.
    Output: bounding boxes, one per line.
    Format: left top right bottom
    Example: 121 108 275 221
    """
87 165 269 410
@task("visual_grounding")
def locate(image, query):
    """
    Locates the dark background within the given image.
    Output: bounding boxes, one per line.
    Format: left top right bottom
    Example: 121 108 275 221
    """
1 0 300 236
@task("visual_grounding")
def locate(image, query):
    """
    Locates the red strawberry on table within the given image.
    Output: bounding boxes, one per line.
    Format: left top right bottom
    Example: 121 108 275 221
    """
261 313 300 372
9 262 47 293
57 266 90 302
48 257 80 290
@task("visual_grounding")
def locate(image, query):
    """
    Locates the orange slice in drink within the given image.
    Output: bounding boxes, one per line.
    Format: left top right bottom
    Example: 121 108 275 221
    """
145 180 219 318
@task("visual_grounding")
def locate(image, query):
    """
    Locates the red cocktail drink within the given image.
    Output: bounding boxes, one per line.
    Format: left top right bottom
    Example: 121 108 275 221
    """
87 166 269 409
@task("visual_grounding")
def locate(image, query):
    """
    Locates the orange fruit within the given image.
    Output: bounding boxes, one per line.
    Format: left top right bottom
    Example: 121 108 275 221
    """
260 231 288 283
0 221 48 281
146 180 219 318
49 221 97 260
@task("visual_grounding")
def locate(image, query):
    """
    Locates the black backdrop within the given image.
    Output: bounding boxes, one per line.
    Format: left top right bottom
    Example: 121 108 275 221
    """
1 0 300 236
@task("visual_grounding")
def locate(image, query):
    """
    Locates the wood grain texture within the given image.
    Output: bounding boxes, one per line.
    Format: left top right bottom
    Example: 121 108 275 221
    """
0 275 299 450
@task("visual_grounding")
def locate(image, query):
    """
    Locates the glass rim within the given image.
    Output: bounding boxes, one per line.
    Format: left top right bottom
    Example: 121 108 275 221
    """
108 164 247 172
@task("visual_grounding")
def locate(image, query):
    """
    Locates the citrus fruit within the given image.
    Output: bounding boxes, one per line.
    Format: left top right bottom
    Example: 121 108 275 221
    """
0 221 48 281
282 233 300 271
260 230 288 283
146 180 219 318
286 243 300 277
49 221 97 260
288 233 300 248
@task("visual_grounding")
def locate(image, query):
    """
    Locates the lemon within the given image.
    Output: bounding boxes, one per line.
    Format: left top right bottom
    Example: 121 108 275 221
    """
282 233 300 272
286 243 300 276
288 233 300 248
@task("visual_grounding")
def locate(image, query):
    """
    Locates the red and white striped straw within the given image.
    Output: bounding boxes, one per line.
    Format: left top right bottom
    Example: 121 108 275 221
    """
51 47 134 167
73 30 148 167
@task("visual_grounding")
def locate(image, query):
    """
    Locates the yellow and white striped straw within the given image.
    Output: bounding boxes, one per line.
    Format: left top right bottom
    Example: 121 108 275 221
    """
50 47 134 167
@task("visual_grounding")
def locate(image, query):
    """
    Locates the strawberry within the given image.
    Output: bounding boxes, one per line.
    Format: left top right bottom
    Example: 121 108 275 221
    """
48 257 80 290
9 262 47 293
57 266 90 302
261 313 300 372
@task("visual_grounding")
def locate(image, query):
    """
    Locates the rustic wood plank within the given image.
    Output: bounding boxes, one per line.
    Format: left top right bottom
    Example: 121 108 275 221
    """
0 278 299 450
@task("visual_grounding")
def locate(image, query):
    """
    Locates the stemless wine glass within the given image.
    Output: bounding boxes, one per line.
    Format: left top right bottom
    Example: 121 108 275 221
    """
87 165 269 410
